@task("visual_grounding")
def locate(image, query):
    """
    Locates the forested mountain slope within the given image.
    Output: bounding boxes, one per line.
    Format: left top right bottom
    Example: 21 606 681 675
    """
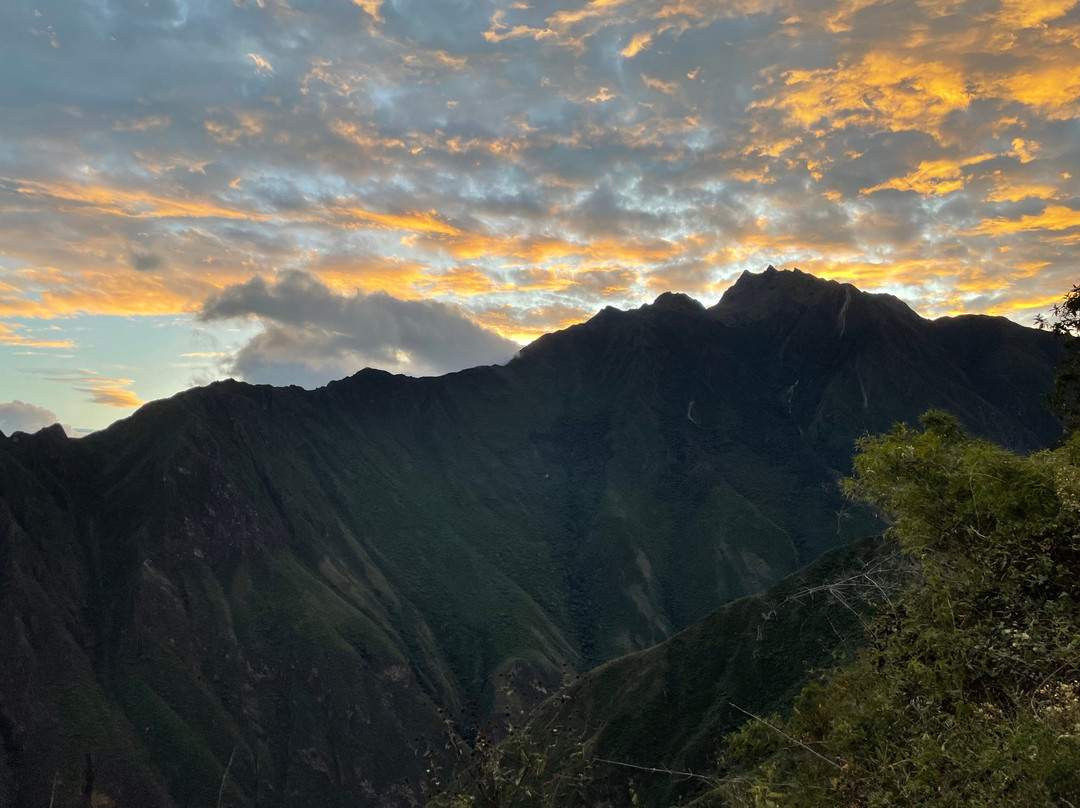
0 268 1062 807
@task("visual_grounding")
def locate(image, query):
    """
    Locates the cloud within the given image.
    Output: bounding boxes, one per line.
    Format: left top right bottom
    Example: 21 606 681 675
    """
247 53 274 76
621 31 654 58
130 251 165 272
199 271 520 386
33 371 145 409
0 0 1079 430
0 322 76 348
0 400 66 435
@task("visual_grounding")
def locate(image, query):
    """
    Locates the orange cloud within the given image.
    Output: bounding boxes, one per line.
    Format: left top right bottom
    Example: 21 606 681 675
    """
1011 138 1039 163
7 175 476 246
328 120 410 155
350 0 383 21
9 178 260 221
982 292 1069 317
473 304 592 344
754 51 971 139
482 9 556 43
247 53 274 76
434 232 682 265
0 264 235 320
997 0 1078 29
984 178 1060 203
621 31 654 58
754 4 1080 140
0 322 76 348
987 60 1080 119
966 205 1080 236
326 202 462 236
797 258 949 289
412 267 509 297
862 154 995 196
548 0 633 28
312 260 431 299
43 371 144 409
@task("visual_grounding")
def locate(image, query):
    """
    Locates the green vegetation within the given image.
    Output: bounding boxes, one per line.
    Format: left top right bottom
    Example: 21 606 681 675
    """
1037 282 1080 436
424 668 599 808
712 412 1080 806
434 409 1080 808
423 536 901 808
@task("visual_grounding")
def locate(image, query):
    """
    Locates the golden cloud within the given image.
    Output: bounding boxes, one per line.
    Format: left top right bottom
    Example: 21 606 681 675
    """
412 267 509 297
621 31 654 58
754 6 1080 139
9 178 259 221
997 0 1078 29
326 202 462 236
247 53 274 76
42 371 144 409
473 303 592 344
350 0 384 22
0 322 76 348
434 232 683 266
862 154 995 196
984 177 1061 203
547 0 633 28
966 204 1080 236
0 264 233 320
754 51 971 138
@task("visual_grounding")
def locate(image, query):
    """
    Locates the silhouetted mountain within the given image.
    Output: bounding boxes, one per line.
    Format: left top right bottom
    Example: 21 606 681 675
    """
0 268 1062 807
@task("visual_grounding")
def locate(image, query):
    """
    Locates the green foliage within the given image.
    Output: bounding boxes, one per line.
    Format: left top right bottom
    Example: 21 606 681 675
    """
717 411 1080 807
424 670 598 808
424 723 597 808
1036 282 1080 435
113 674 224 807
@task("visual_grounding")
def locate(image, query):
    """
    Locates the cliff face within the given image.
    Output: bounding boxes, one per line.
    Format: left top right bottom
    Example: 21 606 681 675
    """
0 268 1063 808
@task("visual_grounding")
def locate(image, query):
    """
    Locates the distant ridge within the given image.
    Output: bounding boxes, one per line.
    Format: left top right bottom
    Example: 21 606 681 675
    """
0 268 1063 808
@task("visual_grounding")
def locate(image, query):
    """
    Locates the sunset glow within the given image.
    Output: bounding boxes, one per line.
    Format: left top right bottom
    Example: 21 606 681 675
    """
1 0 1078 432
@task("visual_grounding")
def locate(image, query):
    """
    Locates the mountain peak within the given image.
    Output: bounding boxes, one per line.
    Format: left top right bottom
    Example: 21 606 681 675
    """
713 266 918 328
649 291 706 314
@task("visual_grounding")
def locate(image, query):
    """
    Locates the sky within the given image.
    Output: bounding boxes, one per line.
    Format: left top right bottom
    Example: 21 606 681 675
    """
1 0 1078 434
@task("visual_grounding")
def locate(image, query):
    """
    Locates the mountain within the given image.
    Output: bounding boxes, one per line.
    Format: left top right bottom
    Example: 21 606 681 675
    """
0 268 1063 808
496 535 904 808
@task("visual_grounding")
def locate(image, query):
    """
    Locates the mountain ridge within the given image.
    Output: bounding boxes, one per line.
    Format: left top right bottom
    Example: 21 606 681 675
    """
0 268 1064 808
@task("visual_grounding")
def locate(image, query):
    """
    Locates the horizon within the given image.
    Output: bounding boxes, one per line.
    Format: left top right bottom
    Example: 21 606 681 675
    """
2 0 1078 432
1 265 1057 437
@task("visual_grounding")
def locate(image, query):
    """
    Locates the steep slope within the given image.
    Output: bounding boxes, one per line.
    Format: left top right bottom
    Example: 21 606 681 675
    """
508 536 902 808
0 268 1063 808
711 266 1061 467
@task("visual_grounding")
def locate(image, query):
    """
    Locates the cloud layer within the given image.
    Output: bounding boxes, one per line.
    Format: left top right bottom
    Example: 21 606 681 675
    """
200 271 519 385
1 0 1078 413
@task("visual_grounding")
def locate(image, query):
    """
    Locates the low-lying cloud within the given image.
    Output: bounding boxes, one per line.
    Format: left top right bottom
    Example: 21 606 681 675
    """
199 271 520 387
0 400 66 435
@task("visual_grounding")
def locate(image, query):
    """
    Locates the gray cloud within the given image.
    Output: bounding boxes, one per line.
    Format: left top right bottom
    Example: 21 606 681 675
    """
130 251 165 272
0 400 67 435
199 271 519 386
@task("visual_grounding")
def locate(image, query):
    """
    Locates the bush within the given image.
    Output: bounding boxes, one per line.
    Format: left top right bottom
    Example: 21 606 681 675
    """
716 412 1080 807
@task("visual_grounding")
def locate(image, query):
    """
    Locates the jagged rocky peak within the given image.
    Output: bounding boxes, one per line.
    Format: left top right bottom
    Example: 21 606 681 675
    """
711 265 919 329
